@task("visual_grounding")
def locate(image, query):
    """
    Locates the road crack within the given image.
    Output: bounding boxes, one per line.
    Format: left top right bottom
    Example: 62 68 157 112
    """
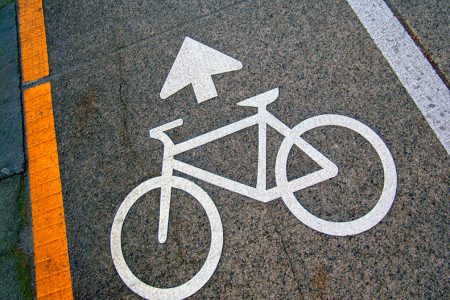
272 223 304 298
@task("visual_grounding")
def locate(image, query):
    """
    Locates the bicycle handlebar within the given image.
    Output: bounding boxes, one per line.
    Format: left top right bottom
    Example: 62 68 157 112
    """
149 119 183 139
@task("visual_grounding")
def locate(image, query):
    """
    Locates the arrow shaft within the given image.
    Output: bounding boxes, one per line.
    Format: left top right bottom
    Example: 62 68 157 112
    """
192 76 218 103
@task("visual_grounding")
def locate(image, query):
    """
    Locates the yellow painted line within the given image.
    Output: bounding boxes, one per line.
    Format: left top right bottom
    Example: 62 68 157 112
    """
23 83 73 300
18 0 74 297
23 83 73 299
19 0 49 82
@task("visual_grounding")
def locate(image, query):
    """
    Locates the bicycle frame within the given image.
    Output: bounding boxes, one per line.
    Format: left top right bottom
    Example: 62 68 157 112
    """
151 89 338 242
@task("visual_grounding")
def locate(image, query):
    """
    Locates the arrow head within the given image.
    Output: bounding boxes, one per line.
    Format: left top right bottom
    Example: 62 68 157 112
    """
160 37 243 103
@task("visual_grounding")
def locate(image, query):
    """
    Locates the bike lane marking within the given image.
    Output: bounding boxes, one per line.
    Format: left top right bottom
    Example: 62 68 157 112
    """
347 0 450 153
111 40 398 299
18 0 73 299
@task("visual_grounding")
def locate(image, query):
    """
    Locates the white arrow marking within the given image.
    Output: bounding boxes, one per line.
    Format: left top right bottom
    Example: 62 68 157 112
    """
160 37 243 103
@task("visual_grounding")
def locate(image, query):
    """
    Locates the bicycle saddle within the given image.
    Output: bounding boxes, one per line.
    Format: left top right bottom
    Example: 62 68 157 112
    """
237 88 279 108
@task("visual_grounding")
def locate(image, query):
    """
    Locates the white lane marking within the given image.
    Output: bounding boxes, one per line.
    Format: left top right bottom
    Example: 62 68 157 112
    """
160 37 243 103
347 0 450 154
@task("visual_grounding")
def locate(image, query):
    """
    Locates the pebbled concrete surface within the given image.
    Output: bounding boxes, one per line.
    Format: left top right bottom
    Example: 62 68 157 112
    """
387 0 450 81
42 0 242 74
42 0 448 298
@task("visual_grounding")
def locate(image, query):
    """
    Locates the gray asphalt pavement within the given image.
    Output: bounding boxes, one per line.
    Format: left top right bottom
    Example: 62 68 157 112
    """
16 0 449 298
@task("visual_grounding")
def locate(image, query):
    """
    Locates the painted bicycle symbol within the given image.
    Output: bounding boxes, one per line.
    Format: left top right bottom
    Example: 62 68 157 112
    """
110 38 397 300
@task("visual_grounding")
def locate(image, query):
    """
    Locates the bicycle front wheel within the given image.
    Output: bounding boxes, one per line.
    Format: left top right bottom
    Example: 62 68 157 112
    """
110 176 223 300
275 114 397 236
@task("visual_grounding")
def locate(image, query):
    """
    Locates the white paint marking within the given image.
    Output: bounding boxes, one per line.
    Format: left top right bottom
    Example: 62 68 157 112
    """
275 115 397 236
112 87 398 299
111 176 223 300
160 37 243 103
113 29 408 297
347 0 450 154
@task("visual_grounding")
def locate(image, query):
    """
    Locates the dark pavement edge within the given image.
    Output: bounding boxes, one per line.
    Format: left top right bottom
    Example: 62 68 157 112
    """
0 2 34 299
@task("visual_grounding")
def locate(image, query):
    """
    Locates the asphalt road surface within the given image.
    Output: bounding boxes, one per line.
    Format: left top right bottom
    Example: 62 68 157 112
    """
30 0 449 298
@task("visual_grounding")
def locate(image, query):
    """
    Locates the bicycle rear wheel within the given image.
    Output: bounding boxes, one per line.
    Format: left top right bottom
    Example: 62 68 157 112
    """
110 176 223 300
275 114 397 236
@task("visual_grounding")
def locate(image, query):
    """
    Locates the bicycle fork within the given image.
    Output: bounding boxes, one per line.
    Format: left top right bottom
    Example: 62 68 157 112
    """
149 123 180 244
158 154 174 243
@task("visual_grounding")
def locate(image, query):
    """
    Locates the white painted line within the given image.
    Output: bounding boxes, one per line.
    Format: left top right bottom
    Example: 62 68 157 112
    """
347 0 450 154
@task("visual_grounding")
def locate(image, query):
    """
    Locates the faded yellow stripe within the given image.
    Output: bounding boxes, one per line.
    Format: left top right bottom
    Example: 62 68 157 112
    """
19 0 49 82
23 83 73 300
